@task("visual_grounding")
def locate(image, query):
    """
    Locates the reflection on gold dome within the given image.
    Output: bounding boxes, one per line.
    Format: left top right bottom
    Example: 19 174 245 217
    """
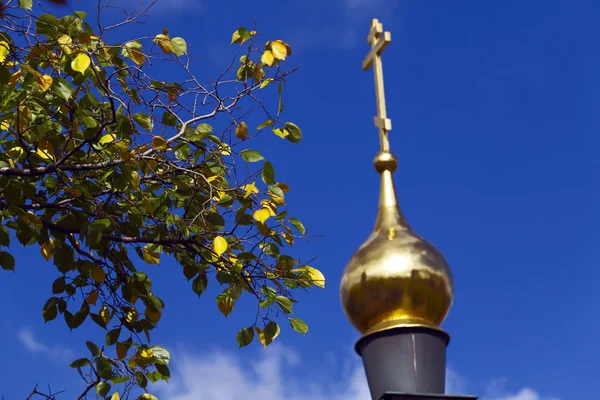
340 151 454 336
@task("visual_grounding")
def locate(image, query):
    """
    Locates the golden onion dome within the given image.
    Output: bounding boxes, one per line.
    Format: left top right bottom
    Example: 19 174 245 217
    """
340 151 454 336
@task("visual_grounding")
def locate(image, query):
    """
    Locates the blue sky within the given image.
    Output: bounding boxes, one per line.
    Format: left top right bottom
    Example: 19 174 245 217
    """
1 0 599 399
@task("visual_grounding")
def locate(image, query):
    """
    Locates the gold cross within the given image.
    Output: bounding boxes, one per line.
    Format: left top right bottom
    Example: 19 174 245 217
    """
363 18 392 152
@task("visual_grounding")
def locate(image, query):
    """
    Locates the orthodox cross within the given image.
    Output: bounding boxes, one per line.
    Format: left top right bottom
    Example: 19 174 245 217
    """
362 18 392 152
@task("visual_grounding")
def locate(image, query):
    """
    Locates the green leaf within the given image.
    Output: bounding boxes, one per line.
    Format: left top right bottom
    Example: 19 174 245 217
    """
146 371 162 383
52 276 66 294
87 341 101 357
175 143 190 160
96 382 111 398
171 37 187 57
284 122 302 143
150 346 170 365
155 363 171 382
0 251 15 271
278 96 284 115
236 327 254 348
90 218 111 232
69 358 91 368
133 113 153 132
82 116 98 129
36 14 60 38
262 161 275 184
288 218 306 235
95 358 112 379
275 296 293 314
0 226 10 246
52 78 73 101
162 111 177 126
106 328 121 346
259 297 275 308
195 123 212 135
18 0 32 10
192 273 208 297
289 318 308 334
42 298 58 322
239 149 264 163
110 376 130 385
264 321 280 341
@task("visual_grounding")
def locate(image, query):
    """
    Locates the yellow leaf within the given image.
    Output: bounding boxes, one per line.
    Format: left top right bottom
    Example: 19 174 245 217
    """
24 212 42 229
110 392 121 400
261 50 274 66
0 121 10 131
270 40 289 61
0 41 9 63
125 307 138 324
154 34 174 54
99 133 116 145
35 74 53 92
143 247 160 265
254 327 273 347
282 232 294 246
86 290 98 305
6 146 23 159
8 68 21 88
139 348 154 359
235 121 248 140
243 182 259 199
218 297 234 317
124 43 145 66
152 136 168 150
295 266 326 289
36 139 54 161
260 78 273 89
272 128 289 139
253 208 271 224
57 35 73 55
99 305 112 326
261 200 277 216
71 53 90 74
91 265 106 283
129 171 140 190
269 193 285 206
213 236 228 257
40 241 54 262
220 144 231 155
136 348 154 367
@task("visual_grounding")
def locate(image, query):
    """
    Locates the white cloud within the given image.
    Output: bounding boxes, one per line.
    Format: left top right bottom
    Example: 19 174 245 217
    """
156 343 369 400
483 387 560 400
155 343 557 400
17 327 73 361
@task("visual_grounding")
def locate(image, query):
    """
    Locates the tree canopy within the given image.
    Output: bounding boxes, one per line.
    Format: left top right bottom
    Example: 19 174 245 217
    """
0 1 323 398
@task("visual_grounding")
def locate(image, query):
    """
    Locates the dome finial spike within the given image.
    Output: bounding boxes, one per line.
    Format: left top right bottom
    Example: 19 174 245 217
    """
363 18 392 153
